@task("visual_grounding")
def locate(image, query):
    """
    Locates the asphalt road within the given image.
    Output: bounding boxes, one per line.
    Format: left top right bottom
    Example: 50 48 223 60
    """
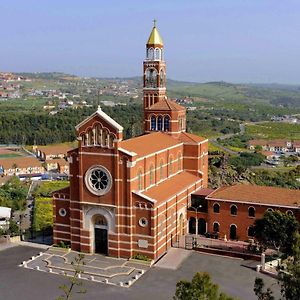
0 245 280 300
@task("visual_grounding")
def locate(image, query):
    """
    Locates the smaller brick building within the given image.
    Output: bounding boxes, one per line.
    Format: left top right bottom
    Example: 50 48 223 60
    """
187 184 300 241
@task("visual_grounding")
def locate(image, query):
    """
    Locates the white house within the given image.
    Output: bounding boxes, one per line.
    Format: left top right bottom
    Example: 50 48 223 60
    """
0 206 11 230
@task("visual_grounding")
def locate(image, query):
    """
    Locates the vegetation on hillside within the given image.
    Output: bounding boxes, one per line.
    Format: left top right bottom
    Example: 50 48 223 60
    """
246 122 300 140
209 155 300 189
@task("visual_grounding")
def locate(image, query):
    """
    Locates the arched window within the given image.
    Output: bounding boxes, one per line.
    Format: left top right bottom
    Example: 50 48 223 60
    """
149 165 154 185
155 48 161 60
88 130 94 146
182 117 186 130
177 152 181 171
213 222 219 233
145 68 157 88
160 160 164 180
248 226 255 237
164 115 170 131
94 215 107 226
101 129 108 146
157 116 163 130
95 124 102 145
147 47 154 60
230 205 237 216
138 170 143 190
108 133 114 148
189 217 196 234
286 210 294 216
151 116 156 130
82 134 87 146
169 156 173 175
248 207 255 218
213 203 220 213
267 208 274 213
179 118 182 131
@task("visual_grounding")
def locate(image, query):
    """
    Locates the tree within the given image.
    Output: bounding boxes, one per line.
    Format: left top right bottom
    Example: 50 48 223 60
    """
254 210 299 256
174 272 236 300
278 259 300 300
253 278 274 300
56 253 86 300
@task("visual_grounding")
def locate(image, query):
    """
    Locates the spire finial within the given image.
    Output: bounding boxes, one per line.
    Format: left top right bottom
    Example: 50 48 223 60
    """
97 104 102 112
153 19 157 27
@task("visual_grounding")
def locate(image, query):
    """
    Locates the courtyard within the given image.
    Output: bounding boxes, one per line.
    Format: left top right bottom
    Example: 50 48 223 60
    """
20 246 149 287
0 244 280 300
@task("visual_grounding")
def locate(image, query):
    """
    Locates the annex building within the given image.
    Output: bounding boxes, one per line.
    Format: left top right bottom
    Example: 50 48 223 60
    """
53 23 208 259
187 184 300 241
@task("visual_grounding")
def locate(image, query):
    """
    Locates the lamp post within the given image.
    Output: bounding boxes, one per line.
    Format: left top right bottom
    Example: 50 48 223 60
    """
189 205 202 235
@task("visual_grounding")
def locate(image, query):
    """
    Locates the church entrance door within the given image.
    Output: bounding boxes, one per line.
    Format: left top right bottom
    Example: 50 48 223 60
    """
94 228 108 255
93 215 108 255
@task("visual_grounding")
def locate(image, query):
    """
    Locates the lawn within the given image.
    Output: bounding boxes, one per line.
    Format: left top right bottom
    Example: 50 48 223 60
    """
33 180 69 198
32 197 53 231
245 122 300 140
32 180 69 231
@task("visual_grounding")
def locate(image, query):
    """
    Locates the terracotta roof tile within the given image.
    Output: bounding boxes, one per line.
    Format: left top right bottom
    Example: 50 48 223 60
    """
37 143 75 155
141 171 201 204
147 98 185 111
207 184 300 208
0 156 42 169
177 132 207 144
193 188 214 197
119 132 181 158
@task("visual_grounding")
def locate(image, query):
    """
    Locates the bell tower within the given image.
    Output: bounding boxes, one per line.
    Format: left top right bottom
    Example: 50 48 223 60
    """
143 20 166 109
143 21 187 137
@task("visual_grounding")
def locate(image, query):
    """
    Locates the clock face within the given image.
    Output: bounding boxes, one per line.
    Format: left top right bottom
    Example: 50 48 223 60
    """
84 166 112 196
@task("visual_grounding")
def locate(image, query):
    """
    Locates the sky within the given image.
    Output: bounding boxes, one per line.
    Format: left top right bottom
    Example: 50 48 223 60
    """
1 0 300 84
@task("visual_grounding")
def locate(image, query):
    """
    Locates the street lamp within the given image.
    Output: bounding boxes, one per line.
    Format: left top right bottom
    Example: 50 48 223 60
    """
189 205 202 235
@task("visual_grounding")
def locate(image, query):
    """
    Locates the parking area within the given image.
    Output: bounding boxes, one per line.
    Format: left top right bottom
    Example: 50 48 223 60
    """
20 247 149 287
0 244 280 300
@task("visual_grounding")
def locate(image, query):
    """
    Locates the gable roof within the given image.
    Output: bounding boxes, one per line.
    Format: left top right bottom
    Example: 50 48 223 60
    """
142 171 201 204
147 98 185 111
75 106 123 133
207 184 300 208
118 132 181 158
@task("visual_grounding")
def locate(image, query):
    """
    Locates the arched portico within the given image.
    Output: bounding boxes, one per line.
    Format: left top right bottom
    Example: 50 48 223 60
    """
83 205 115 254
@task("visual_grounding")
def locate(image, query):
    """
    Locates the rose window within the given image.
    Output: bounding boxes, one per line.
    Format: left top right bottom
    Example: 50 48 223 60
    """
85 166 112 196
89 169 109 191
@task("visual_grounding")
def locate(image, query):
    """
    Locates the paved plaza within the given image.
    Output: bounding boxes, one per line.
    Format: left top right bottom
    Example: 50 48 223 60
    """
0 244 280 300
20 247 149 287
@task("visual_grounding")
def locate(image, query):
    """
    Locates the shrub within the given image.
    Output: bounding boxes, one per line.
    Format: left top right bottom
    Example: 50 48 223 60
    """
132 253 150 261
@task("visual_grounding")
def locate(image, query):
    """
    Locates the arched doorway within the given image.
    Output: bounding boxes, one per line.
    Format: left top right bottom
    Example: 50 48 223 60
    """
94 215 108 255
198 218 206 235
189 217 196 234
230 224 237 240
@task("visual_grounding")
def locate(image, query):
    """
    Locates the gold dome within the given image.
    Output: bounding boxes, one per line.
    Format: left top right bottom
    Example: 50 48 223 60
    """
147 20 163 46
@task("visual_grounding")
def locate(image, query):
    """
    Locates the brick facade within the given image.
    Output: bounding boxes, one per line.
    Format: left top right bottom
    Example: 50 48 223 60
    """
53 24 208 260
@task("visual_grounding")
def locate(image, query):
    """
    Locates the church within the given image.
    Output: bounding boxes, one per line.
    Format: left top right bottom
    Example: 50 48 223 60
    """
53 23 208 260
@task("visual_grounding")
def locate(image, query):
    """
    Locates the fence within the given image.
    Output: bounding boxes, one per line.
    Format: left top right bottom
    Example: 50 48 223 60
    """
173 234 262 259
